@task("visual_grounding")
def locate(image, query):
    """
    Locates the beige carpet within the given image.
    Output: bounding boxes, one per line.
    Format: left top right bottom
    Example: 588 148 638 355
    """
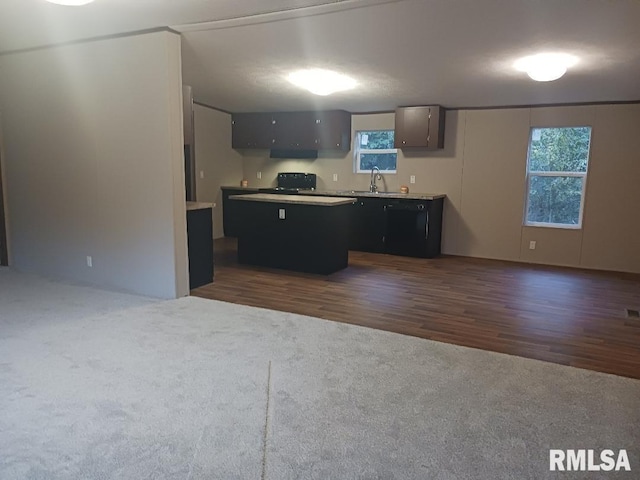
1 268 638 479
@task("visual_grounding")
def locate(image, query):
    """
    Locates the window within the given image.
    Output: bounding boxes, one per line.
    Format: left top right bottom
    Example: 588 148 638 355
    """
525 126 592 228
354 130 397 173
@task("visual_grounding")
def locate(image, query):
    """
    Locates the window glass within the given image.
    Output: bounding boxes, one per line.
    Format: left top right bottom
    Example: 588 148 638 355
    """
354 130 397 173
524 127 592 228
529 127 591 172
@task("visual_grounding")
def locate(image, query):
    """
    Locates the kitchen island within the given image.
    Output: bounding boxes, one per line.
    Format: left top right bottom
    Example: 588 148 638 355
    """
229 193 356 274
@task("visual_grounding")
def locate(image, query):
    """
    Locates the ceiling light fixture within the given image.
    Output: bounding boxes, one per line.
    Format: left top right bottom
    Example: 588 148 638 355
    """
287 69 357 96
514 53 578 82
45 0 95 6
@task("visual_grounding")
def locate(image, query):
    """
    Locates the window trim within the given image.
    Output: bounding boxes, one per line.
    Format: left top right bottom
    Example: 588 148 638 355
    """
523 126 592 229
354 130 398 174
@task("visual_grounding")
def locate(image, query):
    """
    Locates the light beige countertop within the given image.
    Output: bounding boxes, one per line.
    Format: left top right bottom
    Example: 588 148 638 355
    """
229 193 356 206
299 190 446 200
220 186 260 191
186 202 215 211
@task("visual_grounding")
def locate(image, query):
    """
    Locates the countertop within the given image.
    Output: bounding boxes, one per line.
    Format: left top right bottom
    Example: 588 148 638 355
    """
229 193 356 206
186 202 215 211
299 190 446 200
220 186 445 200
220 186 260 191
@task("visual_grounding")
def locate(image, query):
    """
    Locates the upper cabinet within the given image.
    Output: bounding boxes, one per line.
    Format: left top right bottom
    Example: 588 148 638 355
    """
231 112 274 149
313 110 352 150
231 110 351 151
394 106 446 149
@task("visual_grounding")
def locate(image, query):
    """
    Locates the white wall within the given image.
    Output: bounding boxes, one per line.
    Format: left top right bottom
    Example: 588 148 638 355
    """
193 104 244 239
0 31 189 298
213 104 640 274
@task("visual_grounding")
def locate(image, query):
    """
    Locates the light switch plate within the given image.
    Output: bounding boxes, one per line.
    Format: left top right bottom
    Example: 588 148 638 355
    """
257 171 262 179
199 170 204 179
410 175 416 184
333 173 338 182
529 241 536 250
279 208 286 220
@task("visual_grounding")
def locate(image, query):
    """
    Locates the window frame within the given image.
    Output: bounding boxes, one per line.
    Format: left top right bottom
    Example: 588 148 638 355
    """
523 126 592 230
354 130 398 174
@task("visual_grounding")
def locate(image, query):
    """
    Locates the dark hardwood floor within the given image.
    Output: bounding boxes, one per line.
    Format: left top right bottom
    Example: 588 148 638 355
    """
192 237 640 380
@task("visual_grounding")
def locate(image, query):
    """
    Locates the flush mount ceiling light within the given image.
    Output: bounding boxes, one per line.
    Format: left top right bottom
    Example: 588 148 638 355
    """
45 0 95 5
514 53 578 82
287 69 357 96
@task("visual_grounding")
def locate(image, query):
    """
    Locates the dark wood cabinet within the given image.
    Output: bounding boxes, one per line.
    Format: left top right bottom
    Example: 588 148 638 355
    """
231 113 274 149
231 110 351 151
348 196 444 258
234 200 351 274
187 207 213 289
272 112 316 149
221 187 259 237
349 198 388 253
223 190 444 258
313 110 351 150
394 106 445 149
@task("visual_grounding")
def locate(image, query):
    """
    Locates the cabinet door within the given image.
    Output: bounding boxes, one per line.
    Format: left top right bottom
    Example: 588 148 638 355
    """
231 113 274 149
187 208 213 289
272 112 316 149
313 110 352 150
349 198 388 253
222 189 257 237
394 106 445 149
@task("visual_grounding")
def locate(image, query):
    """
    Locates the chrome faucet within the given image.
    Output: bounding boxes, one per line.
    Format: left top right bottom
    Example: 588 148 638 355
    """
369 166 381 193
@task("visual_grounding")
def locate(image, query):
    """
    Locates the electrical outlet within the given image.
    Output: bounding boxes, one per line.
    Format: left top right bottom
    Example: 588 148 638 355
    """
529 241 536 250
86 256 93 267
199 170 204 179
257 171 262 179
333 173 338 182
410 175 416 184
278 208 286 220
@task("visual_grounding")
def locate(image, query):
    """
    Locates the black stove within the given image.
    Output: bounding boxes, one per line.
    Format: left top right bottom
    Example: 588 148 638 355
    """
259 172 317 194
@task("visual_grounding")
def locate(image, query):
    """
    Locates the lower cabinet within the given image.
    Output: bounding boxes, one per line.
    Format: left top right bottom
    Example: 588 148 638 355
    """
221 190 444 259
221 188 258 237
349 198 388 253
187 207 213 289
349 197 444 258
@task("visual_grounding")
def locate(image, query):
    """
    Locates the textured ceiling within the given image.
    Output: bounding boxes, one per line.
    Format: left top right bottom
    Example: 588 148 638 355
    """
1 0 639 113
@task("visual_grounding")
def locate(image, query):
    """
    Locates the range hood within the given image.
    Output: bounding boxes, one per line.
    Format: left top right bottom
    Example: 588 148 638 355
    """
270 149 318 159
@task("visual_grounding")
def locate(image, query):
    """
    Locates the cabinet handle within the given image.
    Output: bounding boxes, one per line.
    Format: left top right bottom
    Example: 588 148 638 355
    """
316 119 321 124
272 139 276 143
425 211 429 240
336 143 340 147
402 140 406 145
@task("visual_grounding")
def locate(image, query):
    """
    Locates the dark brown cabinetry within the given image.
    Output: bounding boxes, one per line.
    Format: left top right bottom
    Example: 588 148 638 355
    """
231 110 351 151
221 187 259 236
394 106 445 149
348 196 444 258
231 113 274 149
187 207 214 289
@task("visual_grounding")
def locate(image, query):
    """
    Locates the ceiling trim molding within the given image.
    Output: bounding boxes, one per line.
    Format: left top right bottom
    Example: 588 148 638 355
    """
193 101 232 114
447 99 640 111
0 27 180 57
203 100 640 116
172 0 404 33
